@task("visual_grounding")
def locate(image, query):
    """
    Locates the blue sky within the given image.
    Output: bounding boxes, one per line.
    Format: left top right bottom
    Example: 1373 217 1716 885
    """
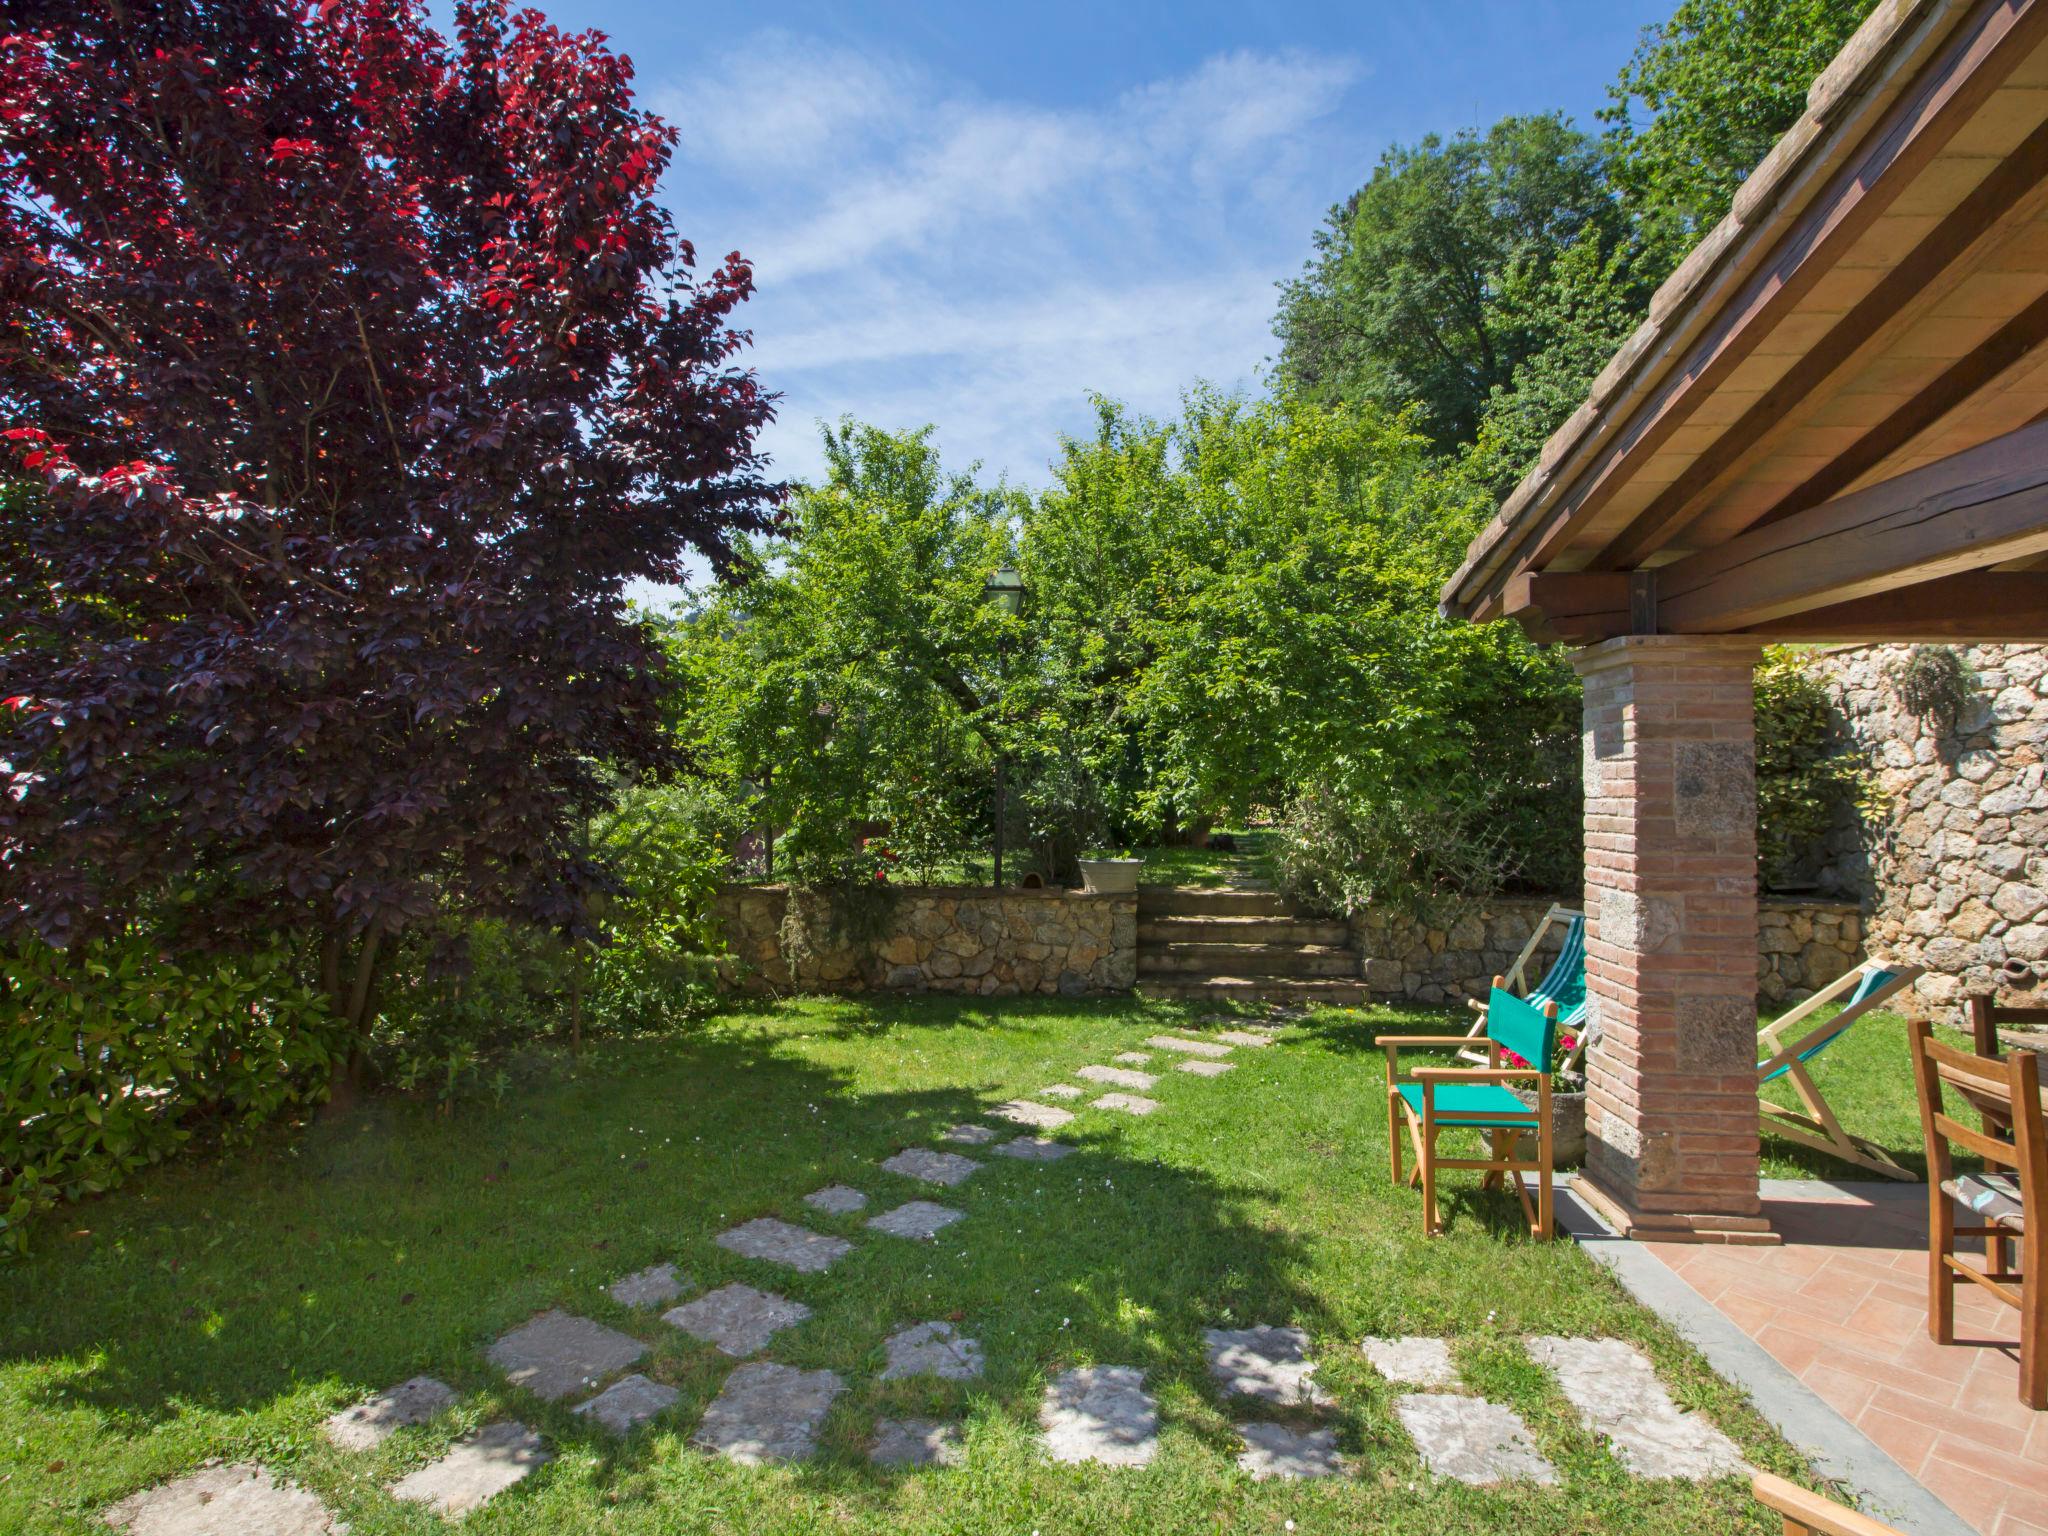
525 0 1671 492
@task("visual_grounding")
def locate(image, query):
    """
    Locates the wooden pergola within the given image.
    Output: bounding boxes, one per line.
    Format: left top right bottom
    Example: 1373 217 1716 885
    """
1442 0 2048 1241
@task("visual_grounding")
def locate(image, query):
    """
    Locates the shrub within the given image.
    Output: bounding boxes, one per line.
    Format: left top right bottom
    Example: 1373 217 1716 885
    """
1272 783 1529 924
1 932 340 1253
1755 647 1878 890
1888 644 1976 734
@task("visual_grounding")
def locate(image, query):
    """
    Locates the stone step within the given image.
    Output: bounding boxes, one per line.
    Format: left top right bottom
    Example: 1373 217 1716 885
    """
1137 885 1301 918
1137 943 1356 978
1136 976 1370 1005
1137 916 1351 945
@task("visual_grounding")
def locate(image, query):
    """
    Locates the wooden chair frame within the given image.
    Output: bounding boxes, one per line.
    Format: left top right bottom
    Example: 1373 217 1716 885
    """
1756 961 1923 1180
1965 995 2048 1141
1382 981 1556 1242
1751 1472 1906 1536
1458 903 1586 1077
1907 1017 2046 1409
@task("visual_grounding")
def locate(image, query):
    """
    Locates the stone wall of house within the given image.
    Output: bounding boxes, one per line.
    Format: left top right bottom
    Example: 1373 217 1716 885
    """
1349 894 1858 1010
1807 643 2048 1017
713 884 1138 996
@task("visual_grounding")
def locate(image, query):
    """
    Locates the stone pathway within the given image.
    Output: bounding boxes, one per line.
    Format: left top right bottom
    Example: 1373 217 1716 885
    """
575 1373 677 1435
694 1362 844 1465
941 1123 999 1144
1091 1091 1159 1116
323 1375 456 1451
1039 1083 1084 1099
882 1320 984 1380
1363 1335 1556 1487
1113 1051 1153 1066
992 1135 1072 1162
1177 1059 1233 1077
867 1199 965 1239
665 1283 810 1357
1236 1422 1346 1481
391 1421 553 1517
993 1099 1074 1130
1076 1063 1156 1090
880 1148 981 1186
1526 1336 1746 1480
872 1416 964 1467
1393 1393 1558 1487
1205 1325 1332 1407
716 1217 854 1273
1215 1030 1272 1049
1040 1365 1160 1467
609 1262 688 1308
1360 1335 1457 1388
1145 1034 1231 1059
105 1464 341 1536
804 1184 868 1215
488 1310 646 1402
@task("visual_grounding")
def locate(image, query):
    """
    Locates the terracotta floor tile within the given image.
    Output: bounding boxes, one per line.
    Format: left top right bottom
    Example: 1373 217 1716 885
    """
1995 1478 2048 1522
1801 1361 1880 1418
1848 1295 1936 1338
1851 1405 1939 1475
1993 1516 2048 1536
1754 1321 1826 1376
1919 1455 2014 1532
1804 1347 1965 1407
1927 1430 2046 1487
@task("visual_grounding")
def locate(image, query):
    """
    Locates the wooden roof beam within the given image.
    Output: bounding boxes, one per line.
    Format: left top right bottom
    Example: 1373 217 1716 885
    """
1738 571 2048 640
1655 415 2048 631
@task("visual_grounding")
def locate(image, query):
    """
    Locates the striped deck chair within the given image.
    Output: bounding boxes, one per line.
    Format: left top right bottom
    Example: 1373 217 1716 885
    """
1461 905 1589 1079
1757 958 1924 1179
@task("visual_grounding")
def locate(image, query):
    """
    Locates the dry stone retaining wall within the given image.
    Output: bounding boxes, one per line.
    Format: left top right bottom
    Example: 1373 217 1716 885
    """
1807 643 2048 1017
713 885 1137 997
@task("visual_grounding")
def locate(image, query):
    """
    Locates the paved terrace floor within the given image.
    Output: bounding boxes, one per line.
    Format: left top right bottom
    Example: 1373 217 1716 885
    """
1604 1180 2042 1536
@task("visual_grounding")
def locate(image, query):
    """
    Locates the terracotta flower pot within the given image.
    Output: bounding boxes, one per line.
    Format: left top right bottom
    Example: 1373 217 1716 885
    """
1077 857 1143 894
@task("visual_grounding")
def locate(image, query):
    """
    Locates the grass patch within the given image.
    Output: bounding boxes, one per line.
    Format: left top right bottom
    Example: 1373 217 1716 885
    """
2 994 1852 1534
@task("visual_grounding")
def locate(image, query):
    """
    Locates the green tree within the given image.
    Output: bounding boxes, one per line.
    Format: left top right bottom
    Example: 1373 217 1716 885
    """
1602 0 1880 271
1272 114 1632 453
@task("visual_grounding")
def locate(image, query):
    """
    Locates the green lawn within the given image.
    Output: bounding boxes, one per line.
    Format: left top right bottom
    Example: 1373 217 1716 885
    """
2 993 1893 1536
1757 1002 1968 1180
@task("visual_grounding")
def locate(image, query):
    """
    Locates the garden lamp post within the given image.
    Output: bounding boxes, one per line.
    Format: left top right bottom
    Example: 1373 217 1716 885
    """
983 567 1027 887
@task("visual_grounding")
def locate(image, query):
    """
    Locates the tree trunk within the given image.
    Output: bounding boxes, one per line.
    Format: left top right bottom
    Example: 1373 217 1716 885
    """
320 915 390 1119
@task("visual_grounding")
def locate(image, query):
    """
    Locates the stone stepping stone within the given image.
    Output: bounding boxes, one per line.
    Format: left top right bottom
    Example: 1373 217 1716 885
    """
941 1123 999 1144
1236 1422 1346 1480
1113 1051 1152 1066
871 1416 964 1467
390 1421 552 1517
1215 1030 1272 1048
882 1320 984 1380
105 1463 340 1535
1394 1394 1556 1487
323 1375 457 1451
1205 1325 1332 1407
1039 1083 1084 1099
881 1147 981 1186
664 1283 810 1358
1092 1092 1160 1116
609 1261 688 1309
1526 1336 1746 1480
487 1309 646 1402
1040 1364 1159 1467
868 1200 965 1240
804 1184 868 1215
1361 1335 1458 1388
993 1135 1073 1162
574 1371 677 1435
1177 1059 1233 1077
994 1098 1074 1130
1076 1063 1156 1090
694 1361 843 1465
716 1216 853 1273
1146 1034 1231 1059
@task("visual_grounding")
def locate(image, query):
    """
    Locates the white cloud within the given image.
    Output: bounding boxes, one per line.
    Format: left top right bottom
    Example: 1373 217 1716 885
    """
652 33 1365 491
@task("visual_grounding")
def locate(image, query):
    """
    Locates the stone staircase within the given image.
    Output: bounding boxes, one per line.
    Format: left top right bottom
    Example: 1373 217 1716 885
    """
1135 885 1368 1005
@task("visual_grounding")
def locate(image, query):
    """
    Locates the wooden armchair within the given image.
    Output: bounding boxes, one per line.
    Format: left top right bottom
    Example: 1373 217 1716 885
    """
1906 1017 2046 1409
1380 980 1559 1242
1752 1473 1905 1536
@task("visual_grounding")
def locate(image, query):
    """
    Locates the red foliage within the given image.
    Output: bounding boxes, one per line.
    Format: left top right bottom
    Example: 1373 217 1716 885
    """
0 1 780 985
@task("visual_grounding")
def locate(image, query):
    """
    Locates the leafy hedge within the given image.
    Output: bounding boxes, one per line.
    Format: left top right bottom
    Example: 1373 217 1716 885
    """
1755 647 1878 890
1 934 341 1253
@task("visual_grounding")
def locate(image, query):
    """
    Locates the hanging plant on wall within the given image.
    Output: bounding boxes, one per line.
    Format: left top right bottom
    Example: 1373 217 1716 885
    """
1887 645 1976 735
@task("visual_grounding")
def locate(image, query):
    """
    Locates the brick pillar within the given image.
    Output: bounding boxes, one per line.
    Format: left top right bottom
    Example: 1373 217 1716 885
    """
1571 636 1776 1244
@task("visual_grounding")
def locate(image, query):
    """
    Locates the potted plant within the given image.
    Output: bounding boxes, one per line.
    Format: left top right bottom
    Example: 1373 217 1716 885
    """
1077 849 1145 894
1500 1027 1588 1168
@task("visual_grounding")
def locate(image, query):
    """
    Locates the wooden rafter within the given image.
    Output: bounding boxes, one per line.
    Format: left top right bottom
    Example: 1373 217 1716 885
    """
1740 571 2048 640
